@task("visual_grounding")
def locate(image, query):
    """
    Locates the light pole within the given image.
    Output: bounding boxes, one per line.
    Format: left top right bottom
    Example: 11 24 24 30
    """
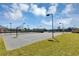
23 23 25 27
9 23 12 33
59 23 64 34
46 14 54 40
15 23 25 38
57 26 61 32
22 23 25 31
15 27 18 38
27 25 30 31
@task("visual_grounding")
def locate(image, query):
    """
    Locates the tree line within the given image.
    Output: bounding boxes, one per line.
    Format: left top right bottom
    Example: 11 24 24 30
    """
2 27 73 33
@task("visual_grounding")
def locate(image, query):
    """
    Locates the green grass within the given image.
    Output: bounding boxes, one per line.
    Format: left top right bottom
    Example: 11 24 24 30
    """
1 33 79 56
0 36 6 56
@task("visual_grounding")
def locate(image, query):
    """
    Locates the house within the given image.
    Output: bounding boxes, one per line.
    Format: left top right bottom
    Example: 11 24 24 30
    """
72 28 79 33
0 25 5 33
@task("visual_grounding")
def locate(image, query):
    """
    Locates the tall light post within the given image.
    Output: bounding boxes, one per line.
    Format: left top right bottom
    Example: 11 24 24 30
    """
46 3 57 40
15 22 25 38
15 27 18 38
23 23 25 28
59 23 64 34
9 23 12 33
22 22 25 31
46 14 54 40
27 25 30 30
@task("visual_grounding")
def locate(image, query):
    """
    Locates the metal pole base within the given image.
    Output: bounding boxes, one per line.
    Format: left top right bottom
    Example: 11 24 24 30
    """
48 37 59 42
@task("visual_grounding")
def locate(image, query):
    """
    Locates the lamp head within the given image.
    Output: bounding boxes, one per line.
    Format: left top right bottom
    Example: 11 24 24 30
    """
46 14 50 16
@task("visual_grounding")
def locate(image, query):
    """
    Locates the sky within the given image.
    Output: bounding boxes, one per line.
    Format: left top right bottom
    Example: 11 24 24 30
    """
0 3 79 29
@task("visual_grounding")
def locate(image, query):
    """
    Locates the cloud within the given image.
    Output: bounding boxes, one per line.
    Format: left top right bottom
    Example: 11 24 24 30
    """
41 18 72 28
41 20 52 26
56 18 72 27
70 15 79 27
4 9 23 20
62 4 72 16
47 3 58 14
19 4 29 12
30 4 46 16
50 3 58 6
30 3 58 16
2 3 29 21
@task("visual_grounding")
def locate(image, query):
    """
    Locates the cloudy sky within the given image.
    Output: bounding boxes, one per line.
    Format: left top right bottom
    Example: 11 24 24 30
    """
0 3 79 29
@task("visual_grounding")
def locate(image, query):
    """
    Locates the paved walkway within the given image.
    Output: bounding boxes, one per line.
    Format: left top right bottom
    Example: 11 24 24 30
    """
0 32 62 50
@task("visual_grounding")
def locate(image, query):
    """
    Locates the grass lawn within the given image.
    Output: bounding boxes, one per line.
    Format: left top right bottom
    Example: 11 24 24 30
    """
0 36 6 55
1 33 79 56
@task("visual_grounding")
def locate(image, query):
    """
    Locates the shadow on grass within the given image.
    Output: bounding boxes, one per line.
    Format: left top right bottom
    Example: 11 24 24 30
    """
48 38 59 42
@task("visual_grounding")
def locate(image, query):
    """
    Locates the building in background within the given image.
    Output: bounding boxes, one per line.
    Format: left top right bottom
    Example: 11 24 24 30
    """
0 25 5 33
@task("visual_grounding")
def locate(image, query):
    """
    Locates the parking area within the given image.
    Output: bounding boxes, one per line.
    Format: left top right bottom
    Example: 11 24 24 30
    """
0 32 62 50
